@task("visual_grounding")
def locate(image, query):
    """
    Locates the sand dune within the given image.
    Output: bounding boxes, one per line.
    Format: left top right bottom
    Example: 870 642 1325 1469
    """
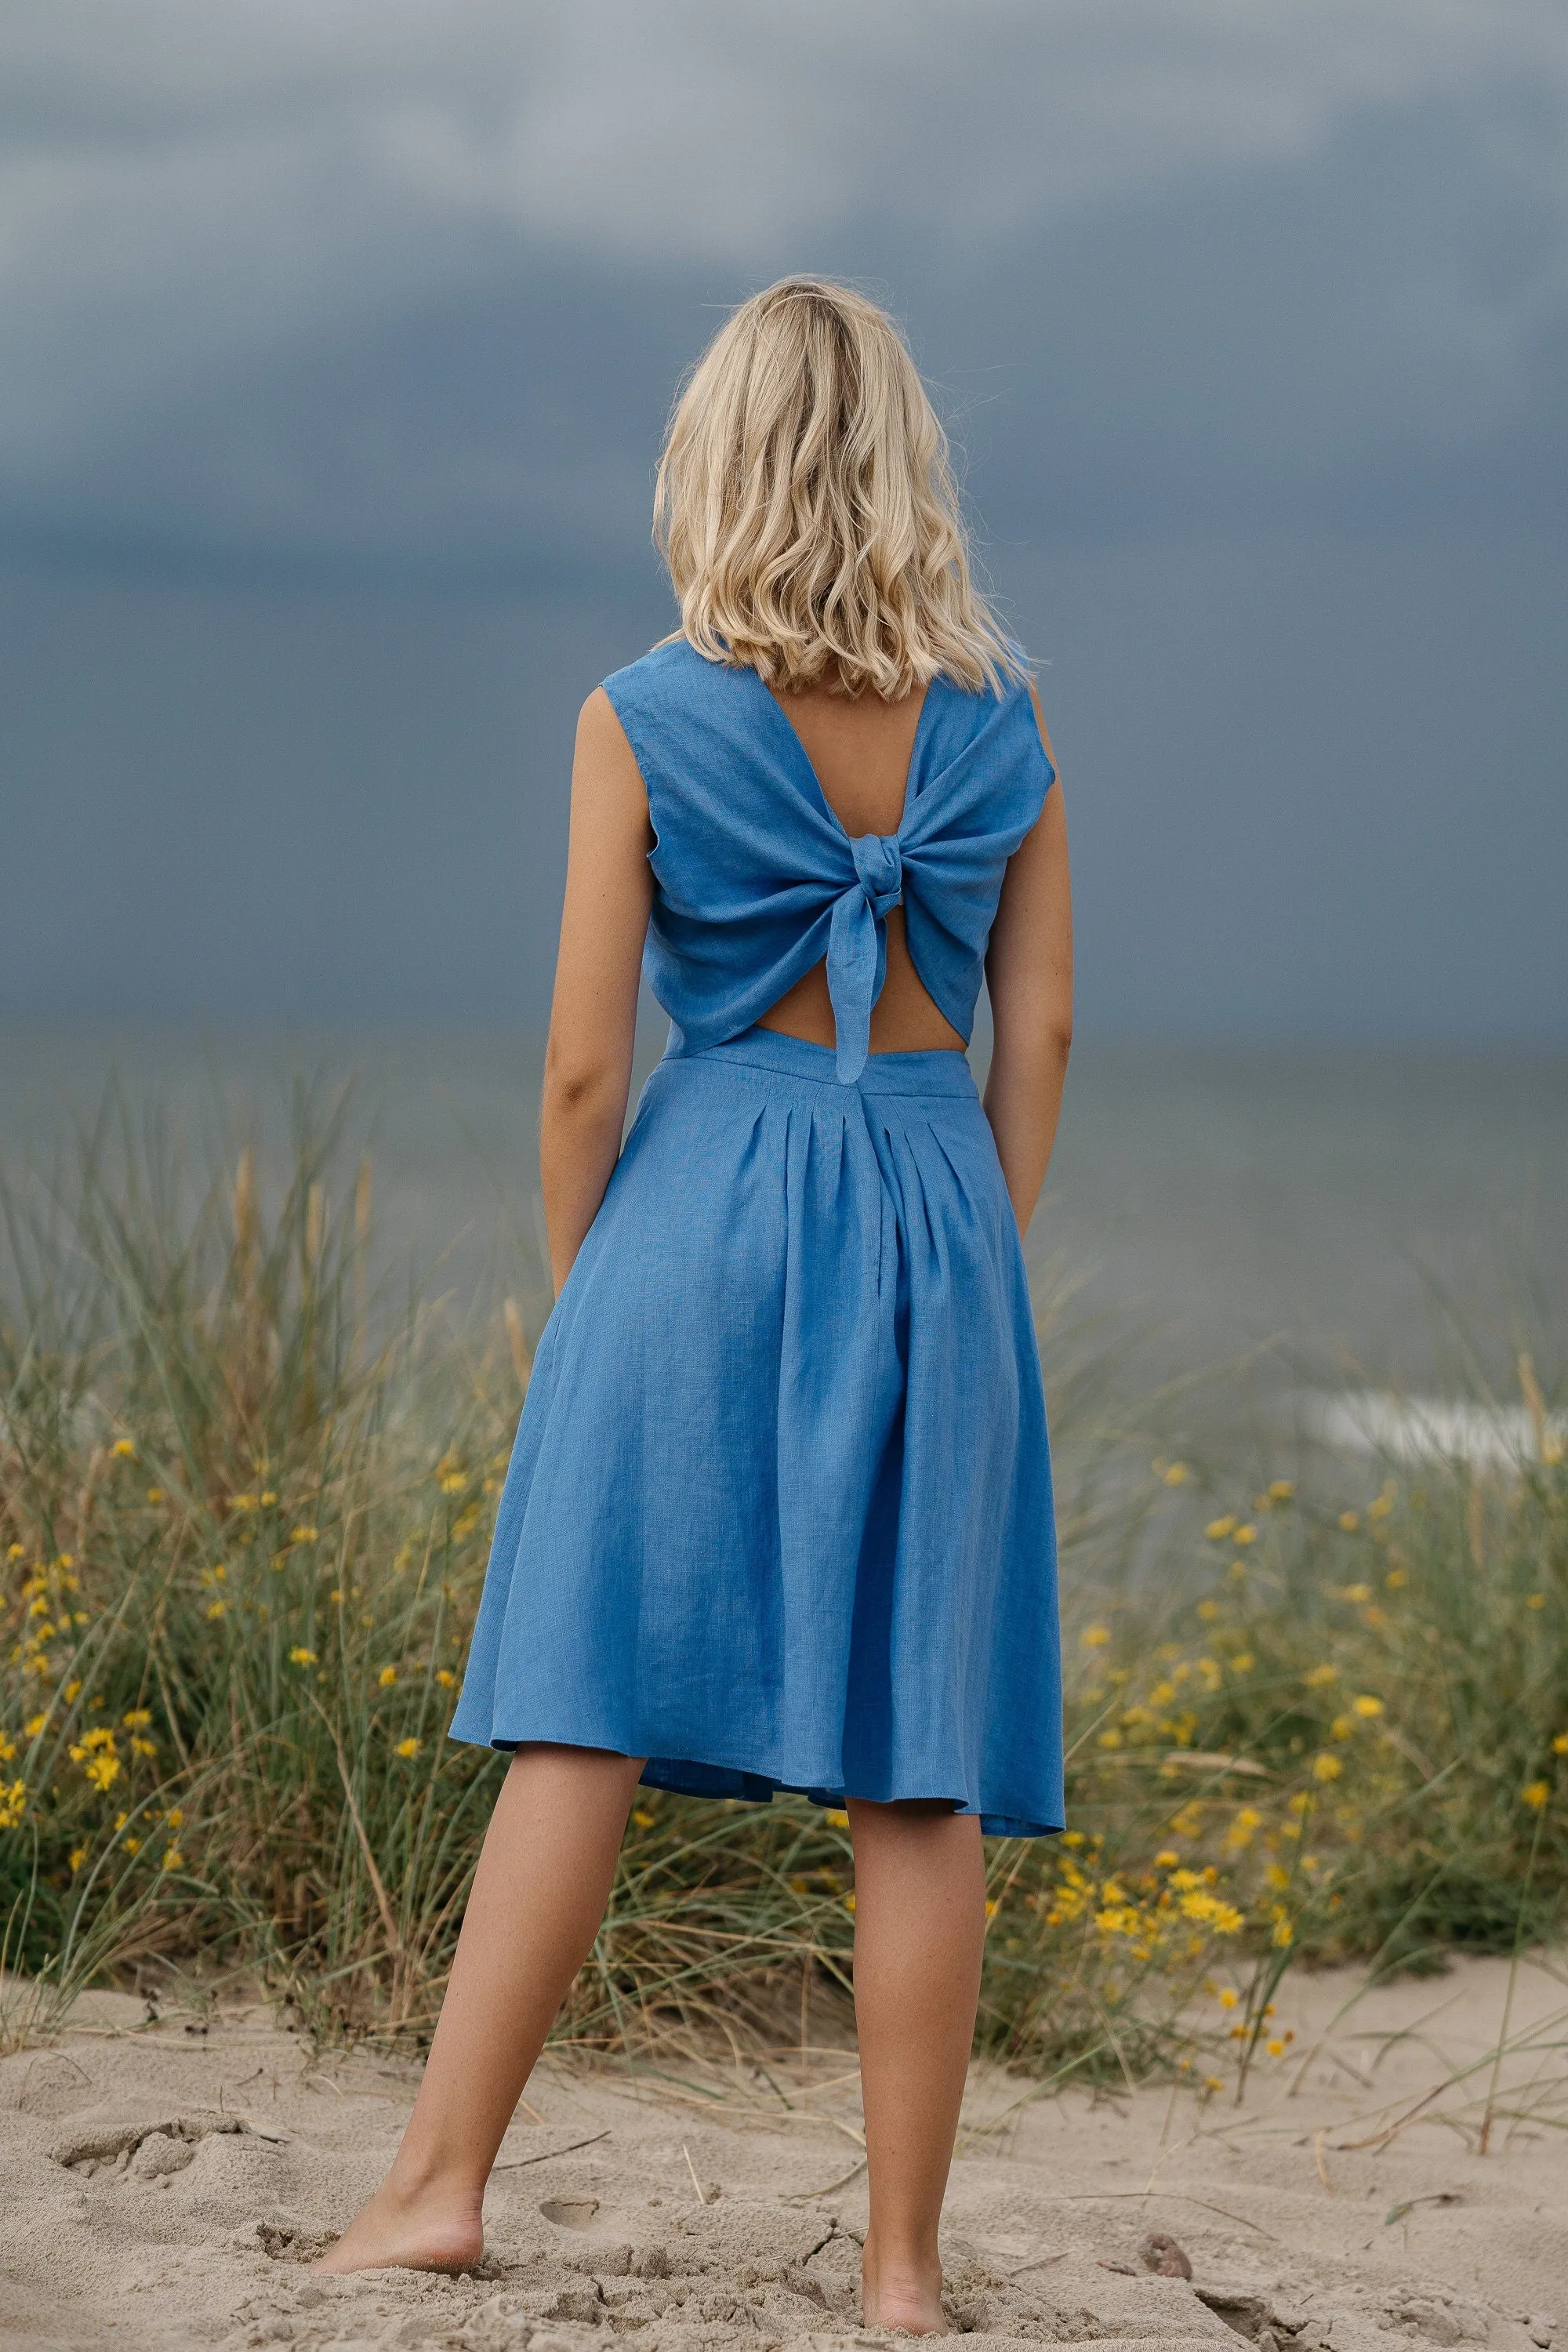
1 1953 1563 2352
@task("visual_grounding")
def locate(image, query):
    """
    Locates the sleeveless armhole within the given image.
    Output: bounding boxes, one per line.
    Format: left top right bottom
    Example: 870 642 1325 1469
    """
600 659 668 864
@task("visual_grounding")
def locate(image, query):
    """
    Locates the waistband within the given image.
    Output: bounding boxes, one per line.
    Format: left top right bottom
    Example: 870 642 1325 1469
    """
662 1023 979 1100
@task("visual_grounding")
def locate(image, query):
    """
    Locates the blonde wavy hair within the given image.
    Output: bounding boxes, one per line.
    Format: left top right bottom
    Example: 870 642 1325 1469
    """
652 277 1025 700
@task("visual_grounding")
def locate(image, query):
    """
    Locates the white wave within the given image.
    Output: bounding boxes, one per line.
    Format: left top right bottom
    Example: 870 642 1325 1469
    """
1301 1388 1566 1468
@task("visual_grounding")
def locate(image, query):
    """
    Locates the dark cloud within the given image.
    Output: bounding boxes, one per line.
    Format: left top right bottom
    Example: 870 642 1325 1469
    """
1 2 1563 1033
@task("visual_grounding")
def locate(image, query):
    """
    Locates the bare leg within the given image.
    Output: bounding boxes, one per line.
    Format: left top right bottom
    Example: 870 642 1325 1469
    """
315 1743 646 2273
846 1798 987 2335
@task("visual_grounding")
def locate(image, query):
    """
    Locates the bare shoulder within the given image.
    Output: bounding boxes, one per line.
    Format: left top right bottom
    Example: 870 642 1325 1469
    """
573 685 648 811
576 684 634 754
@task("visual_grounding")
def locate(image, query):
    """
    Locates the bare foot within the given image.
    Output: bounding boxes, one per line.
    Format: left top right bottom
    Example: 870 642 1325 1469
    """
862 2245 949 2336
311 2176 484 2275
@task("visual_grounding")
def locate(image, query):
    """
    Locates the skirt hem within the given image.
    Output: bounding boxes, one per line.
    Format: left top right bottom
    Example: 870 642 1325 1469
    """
448 1722 1062 1841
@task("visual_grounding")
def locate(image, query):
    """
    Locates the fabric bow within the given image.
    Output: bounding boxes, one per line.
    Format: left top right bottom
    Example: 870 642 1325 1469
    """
826 833 903 1083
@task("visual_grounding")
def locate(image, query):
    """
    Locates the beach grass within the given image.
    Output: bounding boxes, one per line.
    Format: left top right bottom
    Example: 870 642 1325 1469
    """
1 1097 1563 2087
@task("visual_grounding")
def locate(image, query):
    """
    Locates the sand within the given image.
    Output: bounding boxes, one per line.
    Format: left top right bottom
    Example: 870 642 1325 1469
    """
1 1951 1563 2352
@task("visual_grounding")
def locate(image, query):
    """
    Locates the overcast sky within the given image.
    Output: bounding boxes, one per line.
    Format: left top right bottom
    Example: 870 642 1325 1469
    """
2 0 1564 1036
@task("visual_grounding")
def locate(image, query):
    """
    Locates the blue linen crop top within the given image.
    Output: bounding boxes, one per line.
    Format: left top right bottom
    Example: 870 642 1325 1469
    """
601 637 1056 1084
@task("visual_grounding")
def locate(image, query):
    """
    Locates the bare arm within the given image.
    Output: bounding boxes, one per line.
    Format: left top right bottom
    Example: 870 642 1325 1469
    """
539 688 655 1295
982 685 1073 1233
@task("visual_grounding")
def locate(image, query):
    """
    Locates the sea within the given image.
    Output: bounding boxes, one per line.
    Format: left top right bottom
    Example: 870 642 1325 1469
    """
1 1022 1563 1467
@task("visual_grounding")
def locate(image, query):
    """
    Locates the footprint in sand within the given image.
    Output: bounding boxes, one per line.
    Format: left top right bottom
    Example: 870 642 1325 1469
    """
49 2104 249 2180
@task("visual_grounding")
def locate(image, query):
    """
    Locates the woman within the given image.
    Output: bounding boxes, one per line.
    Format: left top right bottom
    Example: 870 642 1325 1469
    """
321 277 1073 2334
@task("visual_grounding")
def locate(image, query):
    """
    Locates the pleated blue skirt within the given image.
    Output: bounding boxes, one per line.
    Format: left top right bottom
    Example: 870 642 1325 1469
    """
450 1026 1063 1837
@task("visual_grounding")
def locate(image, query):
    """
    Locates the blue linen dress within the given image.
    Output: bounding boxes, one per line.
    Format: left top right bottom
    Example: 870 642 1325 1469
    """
451 638 1064 1836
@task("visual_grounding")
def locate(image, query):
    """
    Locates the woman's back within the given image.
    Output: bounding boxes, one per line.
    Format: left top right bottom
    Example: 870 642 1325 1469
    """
603 639 1054 1085
756 679 960 1055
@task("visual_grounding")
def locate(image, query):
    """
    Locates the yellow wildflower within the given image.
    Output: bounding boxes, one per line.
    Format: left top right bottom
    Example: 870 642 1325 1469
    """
1196 1599 1221 1622
146 1487 165 1505
64 1679 82 1703
1305 1663 1338 1687
630 1809 655 1829
826 1808 849 1826
290 1526 318 1544
985 1898 1000 1918
1163 1462 1190 1486
1098 1729 1123 1750
1205 1517 1236 1541
1154 1849 1179 1867
0 1781 27 1829
1553 1733 1568 1755
1265 2038 1286 2057
1233 1524 1257 1546
1339 1583 1371 1603
1180 1892 1244 1933
122 1709 152 1729
162 1849 183 1871
69 1846 87 1871
1230 1653 1254 1672
1339 1512 1360 1533
1521 1780 1550 1810
1080 1624 1111 1649
1352 1694 1384 1718
111 1438 136 1458
438 1473 466 1496
1386 1566 1409 1588
24 1715 45 1738
1269 1481 1294 1501
1330 1715 1356 1740
165 1809 183 1828
1312 1753 1344 1781
378 1666 397 1687
289 1647 317 1667
205 1600 227 1620
394 1737 420 1759
843 1892 857 1913
1527 1593 1545 1610
434 1668 456 1688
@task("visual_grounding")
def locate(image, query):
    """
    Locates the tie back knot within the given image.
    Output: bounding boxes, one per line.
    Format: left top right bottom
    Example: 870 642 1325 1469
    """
851 832 902 913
